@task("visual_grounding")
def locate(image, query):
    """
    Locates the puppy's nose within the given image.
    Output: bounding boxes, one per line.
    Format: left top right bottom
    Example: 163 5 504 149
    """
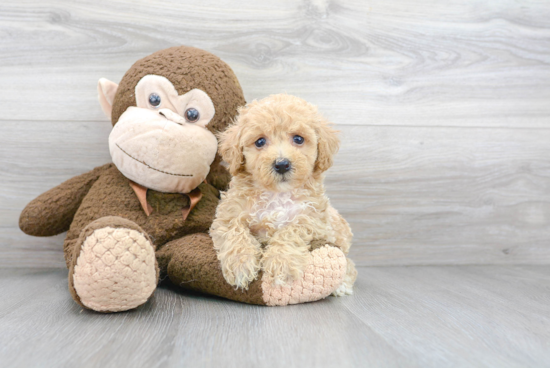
273 158 291 174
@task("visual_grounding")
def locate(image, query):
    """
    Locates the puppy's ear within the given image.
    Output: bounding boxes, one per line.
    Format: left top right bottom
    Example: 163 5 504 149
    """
219 123 245 176
314 118 340 173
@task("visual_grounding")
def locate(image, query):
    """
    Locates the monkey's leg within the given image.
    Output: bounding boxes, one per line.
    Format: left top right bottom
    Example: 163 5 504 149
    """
68 216 159 312
156 233 347 306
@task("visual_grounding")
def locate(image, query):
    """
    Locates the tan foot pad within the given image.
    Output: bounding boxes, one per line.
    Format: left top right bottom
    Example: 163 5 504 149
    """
72 227 157 312
261 245 347 306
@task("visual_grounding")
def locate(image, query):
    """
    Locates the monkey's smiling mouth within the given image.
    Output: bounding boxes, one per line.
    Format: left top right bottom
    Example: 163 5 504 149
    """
116 143 193 177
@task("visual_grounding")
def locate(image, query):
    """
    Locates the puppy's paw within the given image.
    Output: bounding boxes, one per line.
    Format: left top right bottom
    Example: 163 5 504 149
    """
332 257 357 297
261 252 305 286
332 282 354 297
220 253 260 290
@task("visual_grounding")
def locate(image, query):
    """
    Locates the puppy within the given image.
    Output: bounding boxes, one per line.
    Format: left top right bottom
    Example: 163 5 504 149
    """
210 94 357 296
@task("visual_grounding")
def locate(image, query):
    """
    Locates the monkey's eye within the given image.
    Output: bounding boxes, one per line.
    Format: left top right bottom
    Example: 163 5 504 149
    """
148 93 161 107
293 135 305 145
185 108 200 122
255 137 266 148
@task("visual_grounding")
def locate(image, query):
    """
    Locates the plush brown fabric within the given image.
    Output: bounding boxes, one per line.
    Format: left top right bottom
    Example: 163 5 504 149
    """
19 164 111 237
61 164 219 267
111 46 245 138
18 46 261 310
310 239 337 251
206 154 232 191
110 46 242 192
157 233 266 305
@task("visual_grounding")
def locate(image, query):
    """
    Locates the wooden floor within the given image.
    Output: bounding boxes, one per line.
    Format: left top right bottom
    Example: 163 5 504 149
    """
0 266 549 368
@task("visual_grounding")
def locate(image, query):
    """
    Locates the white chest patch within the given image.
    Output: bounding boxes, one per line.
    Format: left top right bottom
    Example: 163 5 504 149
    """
249 191 313 230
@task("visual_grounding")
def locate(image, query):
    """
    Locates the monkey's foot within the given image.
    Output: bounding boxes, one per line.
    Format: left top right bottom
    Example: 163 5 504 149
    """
69 217 158 312
261 245 347 306
332 257 357 297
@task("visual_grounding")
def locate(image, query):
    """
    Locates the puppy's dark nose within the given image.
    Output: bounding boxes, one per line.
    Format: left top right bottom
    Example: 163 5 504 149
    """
273 158 291 174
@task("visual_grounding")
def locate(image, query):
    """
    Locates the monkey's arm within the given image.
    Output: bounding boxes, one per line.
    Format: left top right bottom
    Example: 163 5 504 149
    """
19 163 113 237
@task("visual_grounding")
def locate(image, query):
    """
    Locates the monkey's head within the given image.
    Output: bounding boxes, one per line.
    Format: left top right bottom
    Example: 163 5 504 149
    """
98 46 245 193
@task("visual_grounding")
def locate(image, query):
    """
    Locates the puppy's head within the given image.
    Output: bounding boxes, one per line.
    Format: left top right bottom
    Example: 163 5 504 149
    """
219 94 339 191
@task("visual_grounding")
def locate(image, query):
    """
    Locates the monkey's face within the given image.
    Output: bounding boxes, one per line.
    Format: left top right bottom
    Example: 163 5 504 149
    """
108 75 217 193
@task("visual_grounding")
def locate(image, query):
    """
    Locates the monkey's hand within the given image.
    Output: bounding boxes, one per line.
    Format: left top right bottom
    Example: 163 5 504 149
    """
19 164 111 237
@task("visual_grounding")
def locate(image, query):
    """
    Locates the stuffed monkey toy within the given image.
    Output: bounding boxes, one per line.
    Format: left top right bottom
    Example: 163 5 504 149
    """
19 46 348 312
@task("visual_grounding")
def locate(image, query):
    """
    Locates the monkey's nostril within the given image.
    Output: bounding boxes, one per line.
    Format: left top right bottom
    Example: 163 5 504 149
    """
273 158 291 174
158 109 185 125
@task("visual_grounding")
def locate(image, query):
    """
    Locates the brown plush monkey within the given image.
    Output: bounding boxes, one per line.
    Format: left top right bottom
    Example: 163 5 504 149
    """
19 46 347 312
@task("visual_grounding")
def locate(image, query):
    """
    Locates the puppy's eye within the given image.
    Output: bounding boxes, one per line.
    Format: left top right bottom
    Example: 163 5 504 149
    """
255 137 266 148
185 108 200 122
148 93 161 107
293 135 305 145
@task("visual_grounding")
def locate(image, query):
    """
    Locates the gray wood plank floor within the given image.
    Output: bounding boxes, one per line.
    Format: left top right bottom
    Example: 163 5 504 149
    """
0 266 549 368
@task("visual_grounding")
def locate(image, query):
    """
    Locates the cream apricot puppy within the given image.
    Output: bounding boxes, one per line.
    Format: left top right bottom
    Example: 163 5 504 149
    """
210 94 357 295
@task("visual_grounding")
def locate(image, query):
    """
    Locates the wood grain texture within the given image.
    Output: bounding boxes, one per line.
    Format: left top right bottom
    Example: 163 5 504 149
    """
3 122 550 267
0 266 549 368
1 0 550 267
0 0 549 127
332 125 550 265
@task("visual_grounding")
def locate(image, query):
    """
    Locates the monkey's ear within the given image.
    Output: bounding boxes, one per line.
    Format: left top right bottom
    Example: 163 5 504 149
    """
97 78 119 120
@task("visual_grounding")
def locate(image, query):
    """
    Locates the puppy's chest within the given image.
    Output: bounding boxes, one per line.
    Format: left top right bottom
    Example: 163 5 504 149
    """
248 191 312 236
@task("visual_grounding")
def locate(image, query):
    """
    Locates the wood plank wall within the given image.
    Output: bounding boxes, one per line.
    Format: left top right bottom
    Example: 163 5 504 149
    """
1 0 549 267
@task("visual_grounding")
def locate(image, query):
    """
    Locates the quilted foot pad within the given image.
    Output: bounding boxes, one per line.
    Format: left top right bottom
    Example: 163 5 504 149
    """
72 226 157 312
261 245 347 306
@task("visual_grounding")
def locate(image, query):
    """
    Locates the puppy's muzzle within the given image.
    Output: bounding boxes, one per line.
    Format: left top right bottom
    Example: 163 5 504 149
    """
273 158 291 174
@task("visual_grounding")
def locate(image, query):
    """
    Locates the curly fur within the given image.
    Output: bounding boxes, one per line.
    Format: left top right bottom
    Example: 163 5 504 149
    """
210 94 357 293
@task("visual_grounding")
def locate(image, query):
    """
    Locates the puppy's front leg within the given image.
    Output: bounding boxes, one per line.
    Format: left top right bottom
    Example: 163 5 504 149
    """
210 199 261 290
262 225 311 286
